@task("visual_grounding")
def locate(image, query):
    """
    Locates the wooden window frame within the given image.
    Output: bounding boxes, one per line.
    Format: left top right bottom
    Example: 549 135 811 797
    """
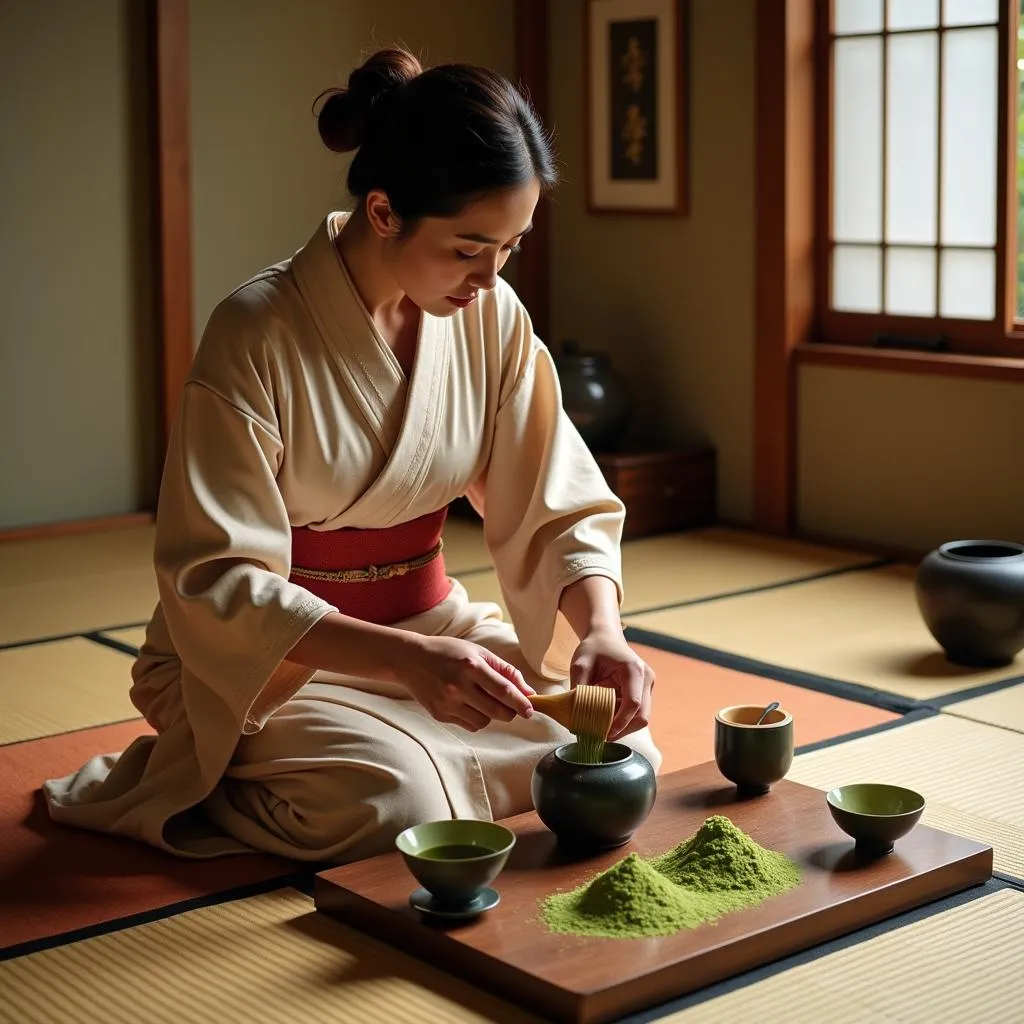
754 0 1024 537
813 0 1020 361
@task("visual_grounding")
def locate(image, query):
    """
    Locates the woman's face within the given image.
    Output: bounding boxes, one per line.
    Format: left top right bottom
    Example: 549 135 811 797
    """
378 180 541 317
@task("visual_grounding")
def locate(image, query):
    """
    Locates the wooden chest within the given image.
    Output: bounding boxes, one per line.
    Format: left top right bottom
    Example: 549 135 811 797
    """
596 446 716 540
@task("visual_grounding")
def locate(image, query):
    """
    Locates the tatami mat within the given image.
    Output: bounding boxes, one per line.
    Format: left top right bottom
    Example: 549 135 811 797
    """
442 515 492 572
457 526 878 619
0 521 491 584
0 638 893 952
0 569 158 649
458 569 508 614
5 882 1020 1024
656 889 1024 1023
98 626 148 651
0 522 876 650
0 518 488 649
0 888 540 1024
637 644 898 776
786 713 1024 879
625 564 1022 702
0 524 156 586
616 526 877 612
942 683 1024 734
0 526 158 647
0 639 139 745
0 720 300 953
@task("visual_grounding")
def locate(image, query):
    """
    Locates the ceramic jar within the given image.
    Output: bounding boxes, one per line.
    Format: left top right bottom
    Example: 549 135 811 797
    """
553 340 631 452
530 742 657 849
915 540 1024 667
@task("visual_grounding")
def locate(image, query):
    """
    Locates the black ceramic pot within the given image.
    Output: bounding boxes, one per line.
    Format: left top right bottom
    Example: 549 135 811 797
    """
553 340 631 452
530 742 657 850
915 540 1024 667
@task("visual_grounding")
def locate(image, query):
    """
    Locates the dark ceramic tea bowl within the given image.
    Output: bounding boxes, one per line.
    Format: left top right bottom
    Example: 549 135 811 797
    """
714 704 794 795
395 818 515 911
826 783 925 857
531 741 657 849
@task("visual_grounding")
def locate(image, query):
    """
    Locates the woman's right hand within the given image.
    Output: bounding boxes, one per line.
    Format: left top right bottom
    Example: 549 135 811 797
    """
401 635 536 732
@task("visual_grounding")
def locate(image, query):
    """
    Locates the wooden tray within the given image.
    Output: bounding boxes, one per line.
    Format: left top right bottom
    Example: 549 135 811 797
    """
315 761 993 1024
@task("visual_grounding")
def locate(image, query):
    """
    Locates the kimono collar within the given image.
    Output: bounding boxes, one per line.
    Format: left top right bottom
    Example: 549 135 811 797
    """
289 213 453 526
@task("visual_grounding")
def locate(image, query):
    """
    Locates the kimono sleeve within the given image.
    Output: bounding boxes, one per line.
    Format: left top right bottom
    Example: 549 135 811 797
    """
154 380 335 731
466 323 626 681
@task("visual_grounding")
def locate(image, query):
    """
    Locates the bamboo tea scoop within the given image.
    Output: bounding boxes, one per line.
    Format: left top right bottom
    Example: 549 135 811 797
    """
756 701 781 725
529 684 616 741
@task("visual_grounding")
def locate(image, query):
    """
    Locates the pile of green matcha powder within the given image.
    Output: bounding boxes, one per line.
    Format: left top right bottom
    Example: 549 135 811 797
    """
540 815 801 939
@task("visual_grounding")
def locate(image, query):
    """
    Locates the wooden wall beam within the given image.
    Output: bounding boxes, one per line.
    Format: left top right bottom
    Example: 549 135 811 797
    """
153 0 194 456
752 0 816 534
514 0 552 340
0 0 191 541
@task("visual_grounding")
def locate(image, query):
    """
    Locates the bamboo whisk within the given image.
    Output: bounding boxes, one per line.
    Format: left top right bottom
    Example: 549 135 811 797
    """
529 685 615 763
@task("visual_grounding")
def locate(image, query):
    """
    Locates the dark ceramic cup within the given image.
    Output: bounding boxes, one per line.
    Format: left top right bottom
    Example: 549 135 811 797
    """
531 742 657 849
714 704 794 795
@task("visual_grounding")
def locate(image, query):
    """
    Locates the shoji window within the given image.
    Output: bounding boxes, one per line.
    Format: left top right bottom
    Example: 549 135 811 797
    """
819 0 1022 356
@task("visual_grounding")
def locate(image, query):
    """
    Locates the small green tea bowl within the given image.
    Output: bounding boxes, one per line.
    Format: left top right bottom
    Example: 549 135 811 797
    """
395 819 516 909
826 783 926 857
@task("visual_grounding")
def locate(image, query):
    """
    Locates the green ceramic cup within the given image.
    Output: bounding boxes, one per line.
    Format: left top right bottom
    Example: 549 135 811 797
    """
826 783 926 857
714 704 794 795
395 819 516 907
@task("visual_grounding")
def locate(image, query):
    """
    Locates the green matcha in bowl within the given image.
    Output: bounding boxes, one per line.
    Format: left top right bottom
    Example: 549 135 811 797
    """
395 818 515 916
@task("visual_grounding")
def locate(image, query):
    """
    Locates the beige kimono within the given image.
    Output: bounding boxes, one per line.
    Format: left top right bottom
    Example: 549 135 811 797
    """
44 213 662 863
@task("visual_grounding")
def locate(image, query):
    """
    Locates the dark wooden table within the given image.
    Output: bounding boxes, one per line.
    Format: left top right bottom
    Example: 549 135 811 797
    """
315 761 993 1024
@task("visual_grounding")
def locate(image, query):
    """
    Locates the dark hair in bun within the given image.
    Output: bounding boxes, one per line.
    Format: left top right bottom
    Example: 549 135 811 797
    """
315 48 422 154
314 46 557 230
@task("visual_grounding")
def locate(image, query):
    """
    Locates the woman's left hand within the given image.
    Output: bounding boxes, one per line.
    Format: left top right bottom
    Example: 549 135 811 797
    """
569 627 654 740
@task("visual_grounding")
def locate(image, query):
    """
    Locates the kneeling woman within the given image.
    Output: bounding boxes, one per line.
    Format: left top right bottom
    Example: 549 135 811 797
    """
45 48 661 863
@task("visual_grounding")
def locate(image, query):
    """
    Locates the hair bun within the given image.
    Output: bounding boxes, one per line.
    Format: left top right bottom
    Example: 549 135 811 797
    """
316 47 422 153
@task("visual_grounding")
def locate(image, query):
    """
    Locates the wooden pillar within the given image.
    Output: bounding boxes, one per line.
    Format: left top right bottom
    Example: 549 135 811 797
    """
514 0 552 340
152 0 194 458
752 0 816 534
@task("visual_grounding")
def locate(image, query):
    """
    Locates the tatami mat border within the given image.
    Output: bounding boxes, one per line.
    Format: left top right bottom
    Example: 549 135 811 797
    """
793 707 936 754
618 878 1008 1024
75 623 1024 717
451 563 497 578
0 715 144 750
626 625 1024 714
0 622 149 653
623 557 893 619
0 872 315 964
624 626 920 713
0 556 892 657
928 674 1024 709
84 631 143 658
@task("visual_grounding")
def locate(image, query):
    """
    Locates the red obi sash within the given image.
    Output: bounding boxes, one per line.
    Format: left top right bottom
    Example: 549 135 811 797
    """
289 507 453 625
